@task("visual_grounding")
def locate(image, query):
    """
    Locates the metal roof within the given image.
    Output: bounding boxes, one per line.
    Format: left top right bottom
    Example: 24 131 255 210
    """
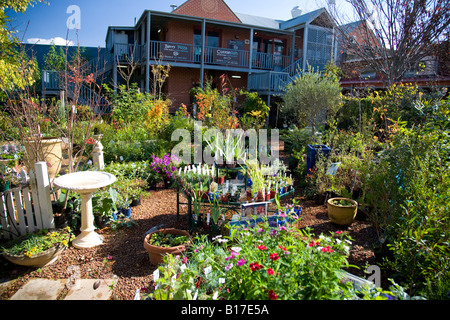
235 12 281 30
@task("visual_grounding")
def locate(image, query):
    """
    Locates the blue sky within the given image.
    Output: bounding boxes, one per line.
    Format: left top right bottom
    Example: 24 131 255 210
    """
7 0 351 48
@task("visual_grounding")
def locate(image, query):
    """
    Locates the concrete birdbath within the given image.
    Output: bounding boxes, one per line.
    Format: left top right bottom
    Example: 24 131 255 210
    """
53 171 116 249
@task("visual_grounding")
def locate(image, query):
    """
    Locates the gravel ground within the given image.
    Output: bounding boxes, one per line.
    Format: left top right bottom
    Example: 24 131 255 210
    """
0 186 378 300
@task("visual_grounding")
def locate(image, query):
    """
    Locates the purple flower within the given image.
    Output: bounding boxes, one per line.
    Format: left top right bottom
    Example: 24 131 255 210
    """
236 258 246 267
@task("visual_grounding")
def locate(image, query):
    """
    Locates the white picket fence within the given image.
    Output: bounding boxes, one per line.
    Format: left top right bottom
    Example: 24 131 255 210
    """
0 162 55 240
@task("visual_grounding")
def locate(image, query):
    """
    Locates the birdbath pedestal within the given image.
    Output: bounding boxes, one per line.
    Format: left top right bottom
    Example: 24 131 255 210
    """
53 171 116 249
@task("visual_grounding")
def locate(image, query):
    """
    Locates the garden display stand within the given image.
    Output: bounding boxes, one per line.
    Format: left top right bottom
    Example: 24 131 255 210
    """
53 171 116 249
175 165 295 233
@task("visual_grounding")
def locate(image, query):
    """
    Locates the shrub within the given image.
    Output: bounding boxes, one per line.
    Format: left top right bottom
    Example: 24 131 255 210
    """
282 65 342 139
359 100 450 298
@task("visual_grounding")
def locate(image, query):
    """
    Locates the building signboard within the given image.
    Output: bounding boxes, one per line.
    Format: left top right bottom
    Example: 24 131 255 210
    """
160 43 190 61
214 48 239 65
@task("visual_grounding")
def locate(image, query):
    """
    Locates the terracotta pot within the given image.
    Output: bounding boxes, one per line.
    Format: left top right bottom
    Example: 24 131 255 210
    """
327 197 358 226
256 190 264 201
143 228 190 265
218 176 225 184
270 190 276 199
220 194 229 202
24 137 63 181
3 244 65 268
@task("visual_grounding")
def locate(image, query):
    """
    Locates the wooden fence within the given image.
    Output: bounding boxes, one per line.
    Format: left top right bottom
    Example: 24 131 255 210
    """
0 162 54 240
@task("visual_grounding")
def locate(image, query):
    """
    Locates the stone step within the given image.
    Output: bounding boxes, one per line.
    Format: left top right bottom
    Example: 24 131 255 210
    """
9 278 115 300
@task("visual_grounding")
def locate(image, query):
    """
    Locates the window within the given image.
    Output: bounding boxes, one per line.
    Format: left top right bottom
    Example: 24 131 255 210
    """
194 29 220 47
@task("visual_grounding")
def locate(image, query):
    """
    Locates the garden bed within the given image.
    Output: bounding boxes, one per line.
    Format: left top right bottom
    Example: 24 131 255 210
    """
0 187 378 300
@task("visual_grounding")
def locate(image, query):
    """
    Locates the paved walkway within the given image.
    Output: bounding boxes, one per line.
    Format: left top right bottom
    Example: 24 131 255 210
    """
1 278 115 300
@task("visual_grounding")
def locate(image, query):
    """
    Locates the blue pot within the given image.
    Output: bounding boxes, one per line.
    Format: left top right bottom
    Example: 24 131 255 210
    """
208 191 219 201
121 207 131 217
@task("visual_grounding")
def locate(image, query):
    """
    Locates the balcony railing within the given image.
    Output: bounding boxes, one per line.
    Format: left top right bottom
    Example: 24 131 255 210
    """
114 43 144 63
147 40 290 71
248 71 291 93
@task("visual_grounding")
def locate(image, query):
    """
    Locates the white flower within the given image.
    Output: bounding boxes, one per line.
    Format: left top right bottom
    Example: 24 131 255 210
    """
231 246 241 253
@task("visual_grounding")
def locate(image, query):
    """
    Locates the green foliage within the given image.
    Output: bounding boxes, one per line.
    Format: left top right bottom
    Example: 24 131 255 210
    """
358 100 450 297
103 84 154 125
282 65 342 137
147 232 190 248
282 127 315 174
0 0 43 92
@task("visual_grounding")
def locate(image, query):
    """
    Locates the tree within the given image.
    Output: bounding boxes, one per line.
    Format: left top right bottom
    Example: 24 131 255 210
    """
116 42 141 91
0 0 43 91
282 64 342 140
329 0 450 86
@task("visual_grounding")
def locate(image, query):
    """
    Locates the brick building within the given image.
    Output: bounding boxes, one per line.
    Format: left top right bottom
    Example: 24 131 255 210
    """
103 0 338 119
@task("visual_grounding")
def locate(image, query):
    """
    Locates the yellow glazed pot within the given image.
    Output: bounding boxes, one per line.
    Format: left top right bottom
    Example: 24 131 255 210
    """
327 197 358 226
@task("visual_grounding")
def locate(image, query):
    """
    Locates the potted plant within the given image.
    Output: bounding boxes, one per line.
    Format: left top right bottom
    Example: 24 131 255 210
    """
327 197 358 226
143 228 191 265
1 227 74 267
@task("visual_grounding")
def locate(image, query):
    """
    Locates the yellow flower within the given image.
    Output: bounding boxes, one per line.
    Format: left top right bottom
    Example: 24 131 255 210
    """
62 240 68 246
50 232 57 237
25 251 33 257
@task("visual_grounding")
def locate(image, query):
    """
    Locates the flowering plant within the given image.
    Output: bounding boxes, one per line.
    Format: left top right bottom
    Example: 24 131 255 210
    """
221 222 354 300
143 219 372 300
1 227 74 258
149 154 180 181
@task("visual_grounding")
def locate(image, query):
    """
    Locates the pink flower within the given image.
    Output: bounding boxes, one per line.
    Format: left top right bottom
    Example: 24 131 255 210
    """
181 257 188 264
257 245 267 251
225 251 239 261
236 258 246 267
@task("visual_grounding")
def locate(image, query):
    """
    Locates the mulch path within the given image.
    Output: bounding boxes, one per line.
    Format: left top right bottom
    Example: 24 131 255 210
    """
0 187 379 300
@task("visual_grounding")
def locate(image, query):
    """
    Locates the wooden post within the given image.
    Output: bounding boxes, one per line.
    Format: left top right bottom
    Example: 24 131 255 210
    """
34 162 55 229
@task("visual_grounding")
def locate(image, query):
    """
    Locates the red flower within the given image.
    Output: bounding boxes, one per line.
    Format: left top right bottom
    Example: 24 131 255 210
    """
257 245 267 251
278 245 287 252
85 138 95 145
308 241 320 247
249 262 263 272
268 290 278 300
269 253 279 261
321 246 334 253
267 268 274 275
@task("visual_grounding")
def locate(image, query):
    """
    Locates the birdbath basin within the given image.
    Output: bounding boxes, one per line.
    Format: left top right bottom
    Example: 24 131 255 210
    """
53 171 116 249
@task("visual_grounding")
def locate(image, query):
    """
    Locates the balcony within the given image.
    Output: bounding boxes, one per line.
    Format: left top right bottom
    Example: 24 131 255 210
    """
147 40 291 71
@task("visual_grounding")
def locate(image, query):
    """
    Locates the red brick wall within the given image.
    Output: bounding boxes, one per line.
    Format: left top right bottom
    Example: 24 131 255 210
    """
166 67 200 111
173 0 241 23
166 68 249 112
166 20 197 44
